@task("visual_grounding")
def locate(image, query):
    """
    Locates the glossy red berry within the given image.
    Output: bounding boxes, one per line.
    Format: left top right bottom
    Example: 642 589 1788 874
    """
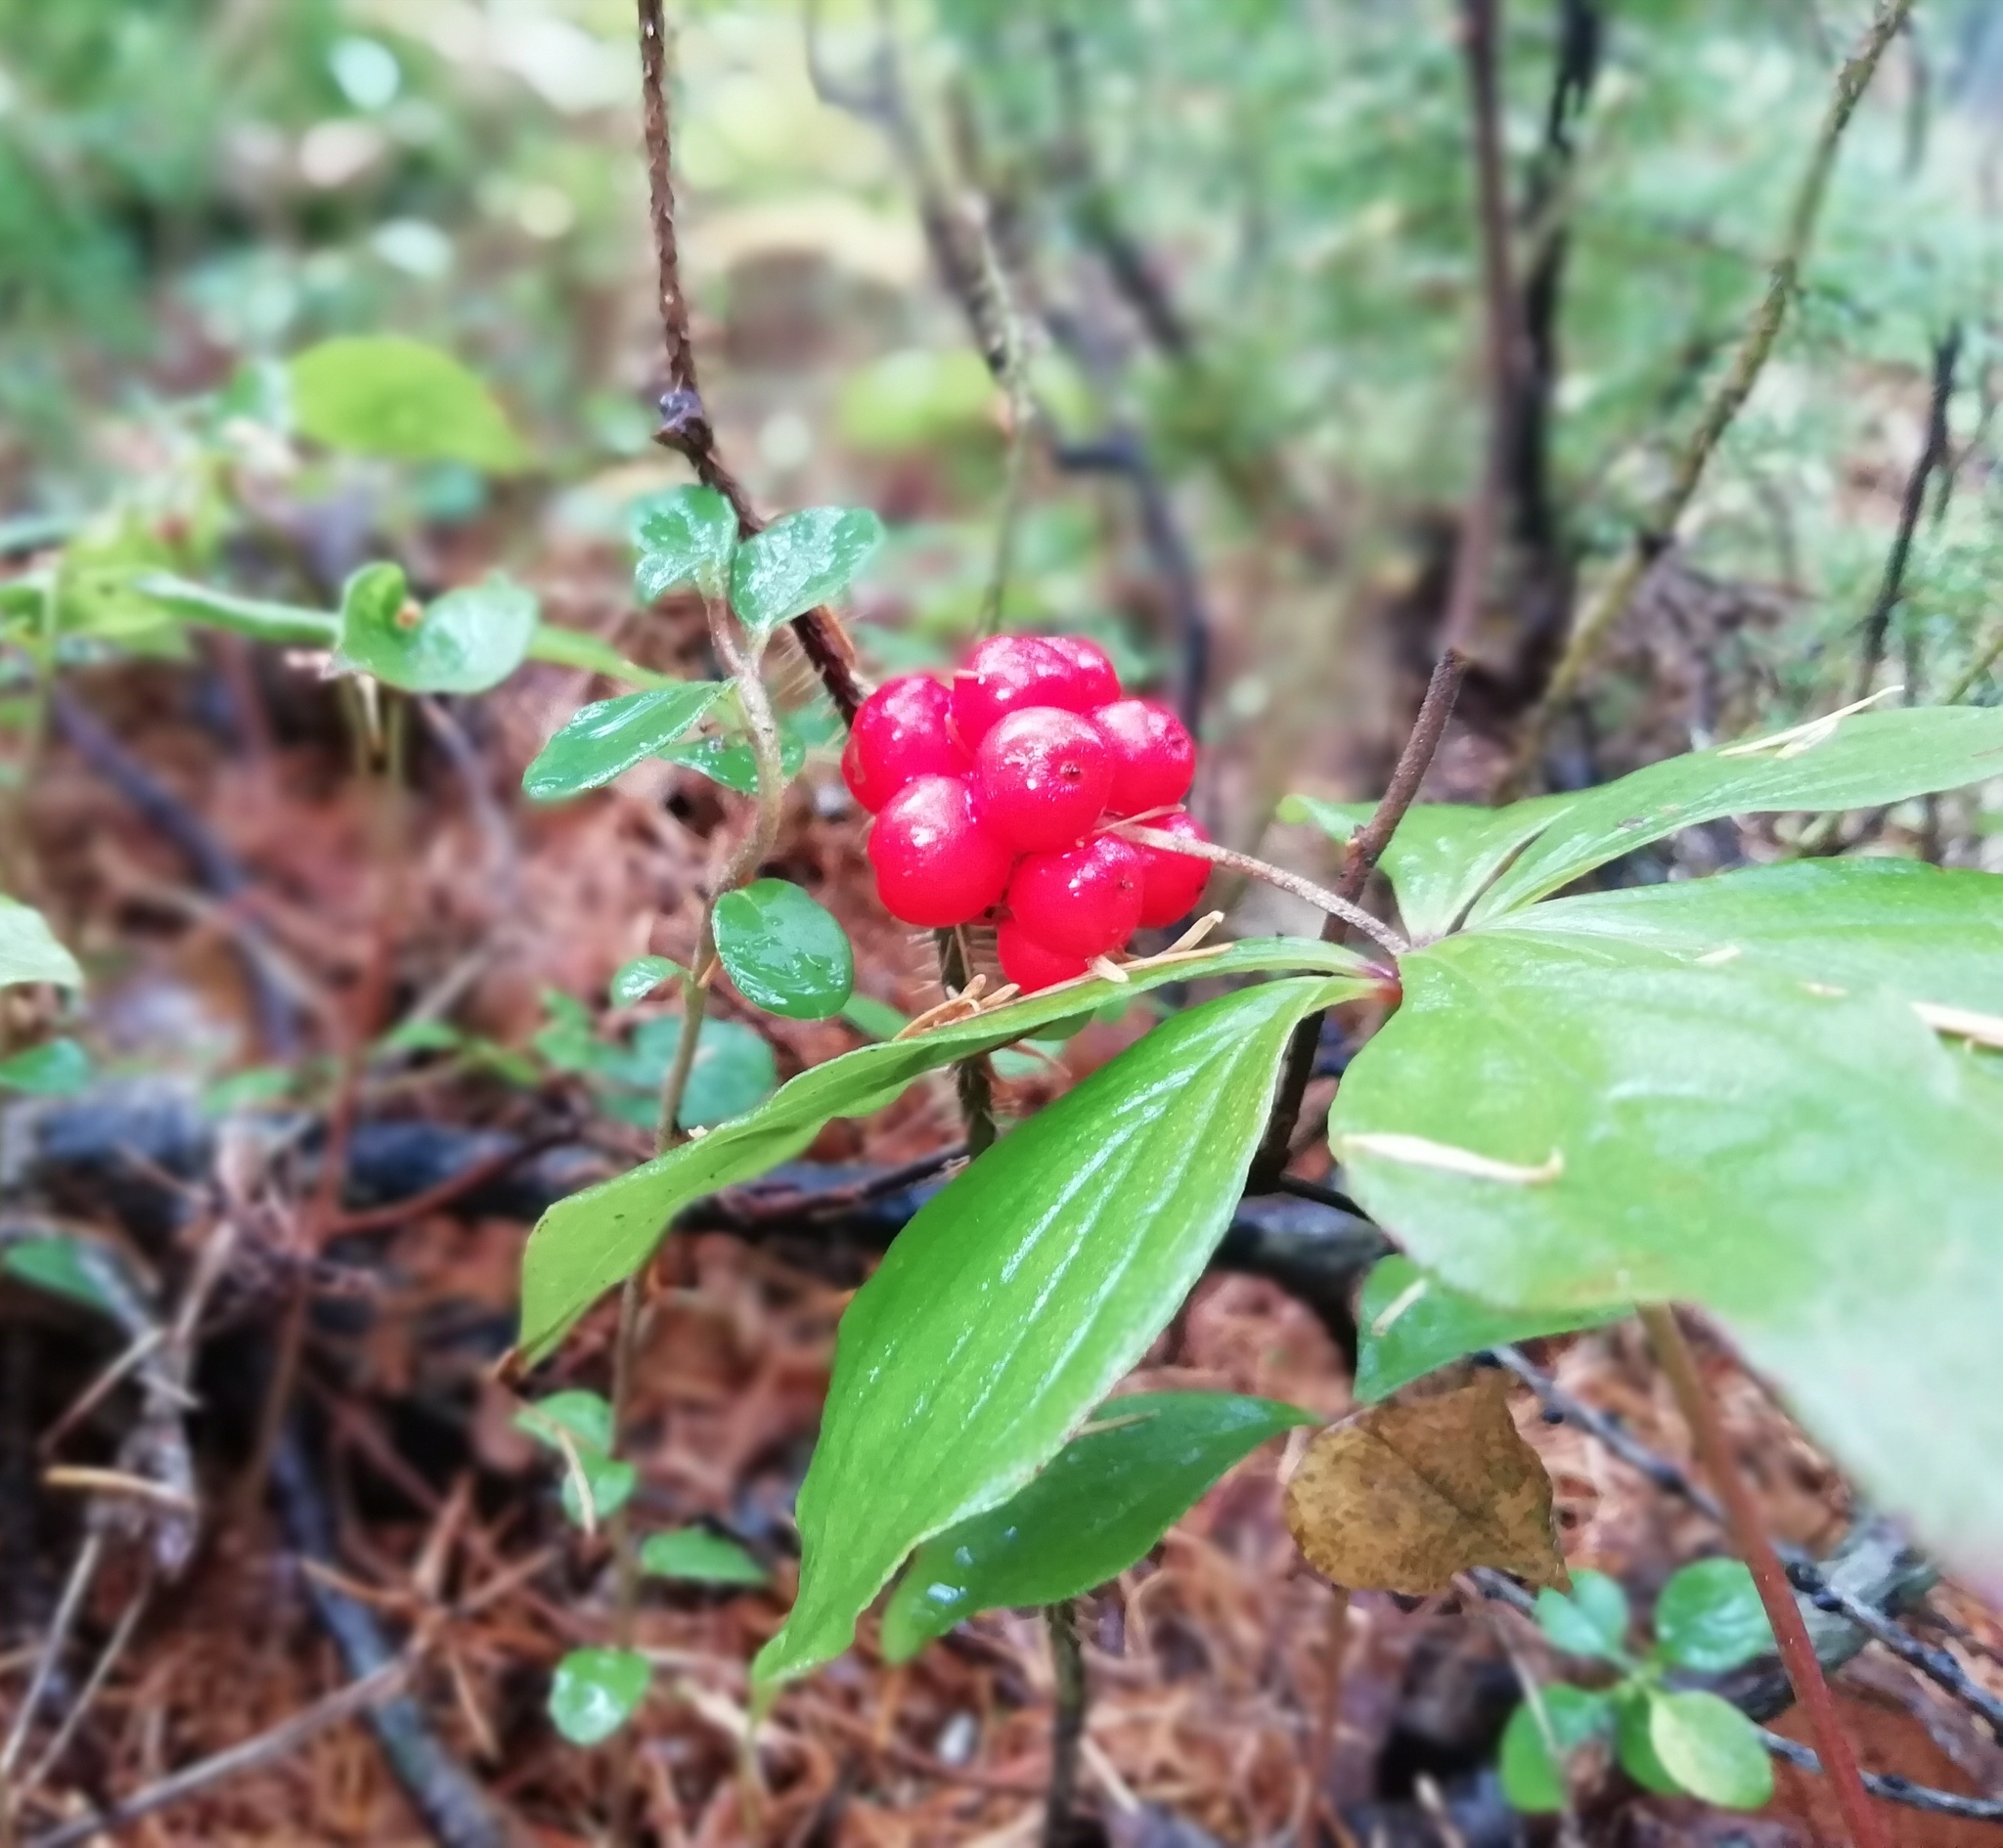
841 674 966 813
868 775 1013 928
952 635 1093 744
997 917 1090 994
973 707 1113 852
1006 834 1146 959
1132 809 1212 927
1043 636 1122 708
1093 698 1195 816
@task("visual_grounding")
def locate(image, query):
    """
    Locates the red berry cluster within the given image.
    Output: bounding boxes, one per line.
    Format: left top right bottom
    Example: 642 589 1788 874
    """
844 636 1211 991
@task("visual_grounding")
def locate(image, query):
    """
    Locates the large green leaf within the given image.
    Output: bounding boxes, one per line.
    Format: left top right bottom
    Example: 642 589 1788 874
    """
1353 1254 1625 1403
1469 706 2003 922
729 506 884 641
335 568 538 695
517 939 1375 1364
880 1391 1313 1661
632 485 738 602
1332 920 2003 1580
1491 858 2003 1015
289 335 529 473
521 683 728 802
0 900 82 989
754 974 1356 1688
712 880 854 1020
1280 794 1576 942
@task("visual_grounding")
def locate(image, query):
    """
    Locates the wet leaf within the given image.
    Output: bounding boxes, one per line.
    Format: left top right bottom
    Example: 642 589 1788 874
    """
713 880 854 1020
1282 1373 1567 1594
548 1648 649 1746
522 682 727 801
1653 1559 1772 1673
1499 1684 1609 1813
729 506 883 641
1354 1254 1625 1402
632 485 738 601
640 1528 768 1586
289 335 529 472
655 726 807 795
1646 1689 1773 1809
336 568 537 694
610 956 684 1007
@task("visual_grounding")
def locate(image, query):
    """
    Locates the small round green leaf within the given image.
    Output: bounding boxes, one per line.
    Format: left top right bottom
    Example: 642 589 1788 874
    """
1499 1684 1611 1813
1615 1688 1684 1796
632 485 738 600
0 1037 93 1096
548 1648 650 1746
560 1455 636 1528
336 569 538 694
728 506 883 640
1646 1689 1774 1809
610 956 685 1007
624 1015 778 1127
1535 1567 1631 1663
713 880 854 1020
522 682 728 802
655 727 807 796
640 1528 769 1586
1654 1559 1773 1673
289 335 529 472
514 1389 615 1455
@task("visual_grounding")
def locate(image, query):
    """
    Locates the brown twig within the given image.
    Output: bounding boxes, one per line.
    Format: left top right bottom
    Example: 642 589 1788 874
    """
1853 323 1961 702
635 0 865 721
1512 0 1916 785
1640 1304 1890 1848
1043 1600 1089 1848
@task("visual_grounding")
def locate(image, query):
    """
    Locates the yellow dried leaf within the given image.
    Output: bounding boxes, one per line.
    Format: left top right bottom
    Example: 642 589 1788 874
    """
1283 1373 1568 1594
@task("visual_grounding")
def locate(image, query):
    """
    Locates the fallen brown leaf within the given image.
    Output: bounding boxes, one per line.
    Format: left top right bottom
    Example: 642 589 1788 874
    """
1284 1373 1569 1594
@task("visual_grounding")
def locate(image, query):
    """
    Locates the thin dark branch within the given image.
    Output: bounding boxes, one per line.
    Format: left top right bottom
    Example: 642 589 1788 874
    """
1852 322 1961 701
1043 1600 1089 1847
1337 649 1467 907
635 0 865 722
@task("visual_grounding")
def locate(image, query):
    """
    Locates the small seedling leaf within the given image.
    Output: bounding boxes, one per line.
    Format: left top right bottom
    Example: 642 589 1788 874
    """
713 880 854 1020
1646 1689 1774 1809
1499 1684 1610 1813
1536 1567 1630 1663
548 1648 650 1746
640 1528 769 1586
632 485 739 601
1654 1559 1773 1674
336 569 537 694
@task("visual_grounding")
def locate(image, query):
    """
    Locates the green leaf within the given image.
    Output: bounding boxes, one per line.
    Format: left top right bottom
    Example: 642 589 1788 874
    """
640 1528 769 1586
1615 1688 1685 1796
1493 858 2003 1016
289 336 529 473
754 974 1358 1688
728 506 884 641
655 726 807 796
1332 914 2003 1585
1654 1559 1773 1673
522 683 728 802
132 574 340 647
1535 1568 1631 1663
838 992 910 1039
560 1456 636 1528
1499 1684 1610 1814
547 1648 650 1746
713 880 854 1020
0 900 82 989
1469 706 2003 922
632 486 739 601
522 623 671 687
881 1391 1313 1661
516 939 1373 1365
610 956 685 1007
335 568 538 695
621 1016 777 1129
514 1389 615 1455
1279 794 1575 942
0 1037 92 1096
2 1236 114 1314
1353 1254 1625 1402
1646 1689 1773 1809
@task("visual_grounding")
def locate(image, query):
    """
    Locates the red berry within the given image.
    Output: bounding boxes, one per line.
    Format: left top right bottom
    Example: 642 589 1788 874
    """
1132 809 1212 927
952 635 1092 744
973 707 1113 852
868 775 1013 927
1006 834 1145 959
1093 698 1195 816
997 918 1090 994
1043 636 1121 707
842 674 966 813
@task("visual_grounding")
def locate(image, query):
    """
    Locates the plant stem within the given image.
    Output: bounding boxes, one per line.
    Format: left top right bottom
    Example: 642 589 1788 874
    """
1044 1601 1088 1848
1639 1304 1890 1848
935 926 998 1157
1511 0 1915 788
1946 616 2003 704
1107 824 1408 960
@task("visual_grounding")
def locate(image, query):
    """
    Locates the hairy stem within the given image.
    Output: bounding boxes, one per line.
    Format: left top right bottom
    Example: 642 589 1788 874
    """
1513 0 1915 784
1640 1305 1890 1848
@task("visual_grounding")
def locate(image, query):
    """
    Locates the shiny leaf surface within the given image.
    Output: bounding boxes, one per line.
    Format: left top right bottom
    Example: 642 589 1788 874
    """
728 506 884 640
548 1649 649 1746
336 569 537 694
521 682 727 802
713 880 854 1020
632 485 738 600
